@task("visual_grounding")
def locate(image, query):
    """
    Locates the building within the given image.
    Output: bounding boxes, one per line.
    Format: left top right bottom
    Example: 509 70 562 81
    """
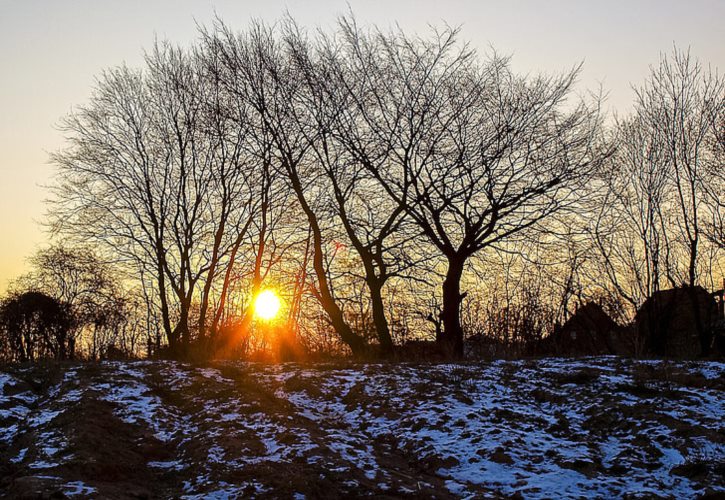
635 286 719 358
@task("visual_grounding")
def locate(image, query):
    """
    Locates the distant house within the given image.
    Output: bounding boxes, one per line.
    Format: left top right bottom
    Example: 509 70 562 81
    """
635 286 719 358
543 302 626 356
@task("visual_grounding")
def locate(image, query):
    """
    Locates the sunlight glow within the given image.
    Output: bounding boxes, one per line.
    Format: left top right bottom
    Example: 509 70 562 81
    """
254 290 281 321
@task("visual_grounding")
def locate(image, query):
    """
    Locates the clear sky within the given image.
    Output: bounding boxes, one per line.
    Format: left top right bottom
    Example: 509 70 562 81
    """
0 0 723 291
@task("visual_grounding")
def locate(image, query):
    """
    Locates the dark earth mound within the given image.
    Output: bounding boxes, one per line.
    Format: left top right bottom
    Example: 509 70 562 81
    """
1 357 723 498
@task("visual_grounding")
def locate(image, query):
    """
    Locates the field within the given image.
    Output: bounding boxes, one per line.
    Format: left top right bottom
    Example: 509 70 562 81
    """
1 357 723 499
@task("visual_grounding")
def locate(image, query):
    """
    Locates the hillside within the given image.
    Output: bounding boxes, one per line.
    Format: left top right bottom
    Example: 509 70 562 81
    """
1 357 723 499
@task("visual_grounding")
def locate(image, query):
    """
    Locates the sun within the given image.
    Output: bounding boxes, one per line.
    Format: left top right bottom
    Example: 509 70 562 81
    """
254 289 281 321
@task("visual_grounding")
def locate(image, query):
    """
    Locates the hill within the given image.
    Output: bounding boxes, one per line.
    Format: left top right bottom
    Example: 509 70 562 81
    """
1 357 723 498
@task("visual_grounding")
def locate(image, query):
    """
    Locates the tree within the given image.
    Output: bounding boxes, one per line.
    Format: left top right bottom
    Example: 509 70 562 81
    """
279 19 428 356
51 42 266 357
703 91 725 251
0 291 74 362
207 21 369 356
318 22 605 356
633 47 724 287
50 15 723 361
592 47 724 317
592 115 673 311
7 245 141 359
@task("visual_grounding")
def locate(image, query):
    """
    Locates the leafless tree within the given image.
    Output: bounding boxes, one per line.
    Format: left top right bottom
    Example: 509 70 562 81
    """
703 95 725 252
317 21 605 356
273 20 438 356
4 245 140 359
50 41 266 357
633 47 724 287
47 15 722 362
206 21 370 356
592 47 724 314
592 115 673 310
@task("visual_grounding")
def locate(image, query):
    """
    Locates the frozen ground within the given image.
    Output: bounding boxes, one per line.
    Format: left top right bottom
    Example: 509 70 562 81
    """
0 357 723 498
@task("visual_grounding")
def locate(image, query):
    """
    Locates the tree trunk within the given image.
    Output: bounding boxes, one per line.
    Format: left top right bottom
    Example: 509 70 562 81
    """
174 296 192 358
287 165 367 357
440 255 466 358
310 231 367 356
688 237 698 288
154 242 175 352
368 278 394 357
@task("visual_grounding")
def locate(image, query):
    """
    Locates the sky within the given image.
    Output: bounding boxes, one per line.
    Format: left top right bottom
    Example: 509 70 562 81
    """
0 0 723 291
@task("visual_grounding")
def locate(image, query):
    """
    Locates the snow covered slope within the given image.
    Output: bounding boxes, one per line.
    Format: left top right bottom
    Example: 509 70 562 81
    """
1 357 723 498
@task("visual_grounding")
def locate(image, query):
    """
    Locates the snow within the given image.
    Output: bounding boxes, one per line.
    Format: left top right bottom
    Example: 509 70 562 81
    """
254 358 725 497
0 372 16 395
197 367 231 383
27 409 61 427
11 447 28 463
698 362 725 379
0 373 38 444
149 459 186 471
0 357 723 497
62 481 97 496
96 364 180 442
28 459 60 469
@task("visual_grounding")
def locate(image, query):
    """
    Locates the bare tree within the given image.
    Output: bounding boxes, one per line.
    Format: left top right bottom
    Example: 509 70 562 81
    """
276 20 433 356
594 47 723 304
207 21 369 356
592 115 673 311
49 15 723 362
51 41 265 357
320 22 605 356
633 47 724 287
1 245 142 359
703 93 725 251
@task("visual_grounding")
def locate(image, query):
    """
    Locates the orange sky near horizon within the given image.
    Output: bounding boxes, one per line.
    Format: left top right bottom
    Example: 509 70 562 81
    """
1 0 723 292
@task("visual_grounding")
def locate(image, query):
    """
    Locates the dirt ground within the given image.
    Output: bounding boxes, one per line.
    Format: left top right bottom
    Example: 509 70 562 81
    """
1 357 723 499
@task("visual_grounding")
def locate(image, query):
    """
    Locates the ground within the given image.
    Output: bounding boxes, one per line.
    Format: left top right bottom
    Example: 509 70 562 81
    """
0 357 723 499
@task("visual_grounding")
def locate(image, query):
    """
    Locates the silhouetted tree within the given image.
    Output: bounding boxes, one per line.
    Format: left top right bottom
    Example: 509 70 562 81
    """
0 291 74 362
43 15 722 361
50 43 271 357
7 245 142 359
591 47 724 317
638 48 723 286
311 21 606 356
207 21 369 356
